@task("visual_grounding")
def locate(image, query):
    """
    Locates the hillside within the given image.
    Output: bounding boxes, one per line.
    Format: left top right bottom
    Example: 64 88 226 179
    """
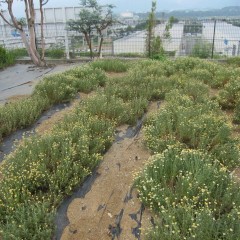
137 6 240 19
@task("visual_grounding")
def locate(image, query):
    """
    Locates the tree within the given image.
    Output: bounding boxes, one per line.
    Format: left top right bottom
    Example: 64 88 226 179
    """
164 16 175 39
191 39 212 59
68 0 114 58
146 0 156 58
0 0 48 66
146 0 165 59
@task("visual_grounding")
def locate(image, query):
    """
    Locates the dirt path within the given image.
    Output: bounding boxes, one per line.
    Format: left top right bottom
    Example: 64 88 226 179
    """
60 102 162 240
61 127 151 240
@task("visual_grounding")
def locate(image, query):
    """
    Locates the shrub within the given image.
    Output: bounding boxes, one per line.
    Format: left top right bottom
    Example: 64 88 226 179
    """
9 48 28 59
0 46 15 69
218 78 240 109
34 74 77 104
0 66 106 142
0 95 49 140
135 147 240 240
64 65 106 92
144 91 239 168
0 109 115 239
83 94 129 125
45 46 65 59
90 59 129 72
226 57 240 67
115 53 145 58
233 99 240 124
191 39 212 59
0 46 7 65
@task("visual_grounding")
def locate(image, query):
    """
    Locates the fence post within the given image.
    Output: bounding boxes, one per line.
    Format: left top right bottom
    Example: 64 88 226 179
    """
211 19 216 59
111 37 114 56
62 8 70 60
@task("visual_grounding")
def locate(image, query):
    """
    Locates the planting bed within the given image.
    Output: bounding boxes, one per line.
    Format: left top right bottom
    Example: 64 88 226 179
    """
0 58 240 240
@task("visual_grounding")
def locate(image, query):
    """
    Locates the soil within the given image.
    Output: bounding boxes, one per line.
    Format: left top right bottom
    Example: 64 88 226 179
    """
60 127 152 240
6 94 30 102
106 72 127 78
59 101 164 240
209 88 219 98
35 92 92 136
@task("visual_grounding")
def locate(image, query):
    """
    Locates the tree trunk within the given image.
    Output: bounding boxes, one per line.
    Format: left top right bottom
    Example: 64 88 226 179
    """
0 0 46 67
98 35 104 58
39 0 46 62
84 33 93 59
20 30 45 66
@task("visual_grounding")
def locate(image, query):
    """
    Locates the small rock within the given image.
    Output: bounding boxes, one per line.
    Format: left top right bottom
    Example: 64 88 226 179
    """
107 212 113 218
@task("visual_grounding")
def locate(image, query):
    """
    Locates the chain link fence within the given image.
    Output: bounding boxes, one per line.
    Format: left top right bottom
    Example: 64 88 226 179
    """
1 18 240 59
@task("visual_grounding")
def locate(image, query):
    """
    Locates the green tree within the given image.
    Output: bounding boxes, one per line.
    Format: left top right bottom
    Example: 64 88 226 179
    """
146 0 165 59
191 39 212 59
146 0 157 58
68 0 114 58
0 0 49 66
164 16 177 39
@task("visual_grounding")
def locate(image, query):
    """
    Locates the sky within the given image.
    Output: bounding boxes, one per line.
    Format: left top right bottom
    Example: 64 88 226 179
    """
39 0 240 12
4 0 240 17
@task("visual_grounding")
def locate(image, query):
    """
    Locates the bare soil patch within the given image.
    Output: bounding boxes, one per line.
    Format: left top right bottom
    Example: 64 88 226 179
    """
6 94 30 103
61 129 152 240
35 93 92 136
106 72 127 78
60 102 162 240
209 88 219 98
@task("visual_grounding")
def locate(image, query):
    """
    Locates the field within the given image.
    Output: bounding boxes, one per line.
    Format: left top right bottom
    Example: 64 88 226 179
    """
0 57 240 239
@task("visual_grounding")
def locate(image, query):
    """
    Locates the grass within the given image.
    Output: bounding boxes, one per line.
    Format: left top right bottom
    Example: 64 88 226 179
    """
0 47 15 69
0 57 240 239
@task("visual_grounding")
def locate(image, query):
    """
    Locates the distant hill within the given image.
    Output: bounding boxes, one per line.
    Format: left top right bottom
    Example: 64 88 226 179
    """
137 6 240 19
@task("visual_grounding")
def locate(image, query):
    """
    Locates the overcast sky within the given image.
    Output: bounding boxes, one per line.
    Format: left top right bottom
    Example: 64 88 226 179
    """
7 0 240 17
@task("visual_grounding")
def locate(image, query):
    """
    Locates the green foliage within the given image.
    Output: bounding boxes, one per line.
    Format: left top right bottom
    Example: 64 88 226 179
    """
191 39 212 59
45 47 65 59
34 74 77 104
115 53 145 58
135 147 240 240
0 46 16 69
9 48 28 59
218 77 240 109
2 202 54 240
0 46 7 65
0 66 106 141
0 95 49 140
0 109 115 239
144 90 239 169
151 36 165 60
233 99 240 124
226 56 240 67
68 0 114 58
135 58 240 238
146 1 157 58
90 59 129 72
64 65 106 92
1 57 240 239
